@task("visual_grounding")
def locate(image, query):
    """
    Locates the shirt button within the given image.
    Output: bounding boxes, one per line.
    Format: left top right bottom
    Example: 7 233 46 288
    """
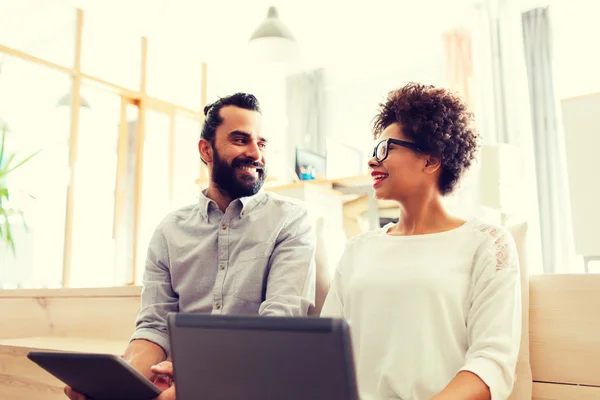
221 224 227 230
215 303 221 309
219 264 225 270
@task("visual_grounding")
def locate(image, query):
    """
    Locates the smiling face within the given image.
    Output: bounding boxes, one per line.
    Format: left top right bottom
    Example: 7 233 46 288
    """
199 105 268 199
368 123 441 201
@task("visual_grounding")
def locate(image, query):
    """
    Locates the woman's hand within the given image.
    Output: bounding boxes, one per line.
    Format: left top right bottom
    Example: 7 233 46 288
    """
430 371 490 400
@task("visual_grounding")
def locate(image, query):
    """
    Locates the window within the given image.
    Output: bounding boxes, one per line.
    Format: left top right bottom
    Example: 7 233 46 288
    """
0 6 207 288
146 37 204 110
69 85 121 287
172 116 201 209
81 12 141 90
0 56 71 288
136 110 171 282
0 1 75 67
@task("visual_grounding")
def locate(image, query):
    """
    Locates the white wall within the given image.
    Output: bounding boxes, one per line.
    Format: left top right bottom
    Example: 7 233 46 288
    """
550 0 600 99
560 93 600 258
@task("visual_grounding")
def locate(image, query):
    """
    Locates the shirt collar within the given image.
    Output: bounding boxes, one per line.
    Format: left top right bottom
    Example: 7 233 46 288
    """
197 189 266 220
238 190 266 217
197 190 215 220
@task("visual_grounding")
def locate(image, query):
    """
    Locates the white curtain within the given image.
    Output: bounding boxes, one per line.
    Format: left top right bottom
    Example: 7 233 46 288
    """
285 68 327 175
472 0 534 146
471 0 544 274
522 7 575 273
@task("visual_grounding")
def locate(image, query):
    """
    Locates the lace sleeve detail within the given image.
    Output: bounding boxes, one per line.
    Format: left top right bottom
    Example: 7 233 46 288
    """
474 223 518 272
464 222 522 399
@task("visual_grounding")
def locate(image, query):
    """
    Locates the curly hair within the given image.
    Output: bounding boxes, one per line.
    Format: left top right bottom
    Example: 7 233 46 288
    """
372 82 480 195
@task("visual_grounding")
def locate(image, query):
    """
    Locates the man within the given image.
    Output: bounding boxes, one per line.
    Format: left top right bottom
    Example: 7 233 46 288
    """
66 93 316 400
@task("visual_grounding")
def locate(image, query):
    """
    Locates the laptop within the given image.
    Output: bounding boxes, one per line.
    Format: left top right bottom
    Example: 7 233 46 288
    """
167 313 359 400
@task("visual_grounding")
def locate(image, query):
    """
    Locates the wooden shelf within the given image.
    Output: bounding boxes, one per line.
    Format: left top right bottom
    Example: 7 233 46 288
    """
0 286 142 299
196 175 372 189
0 336 127 354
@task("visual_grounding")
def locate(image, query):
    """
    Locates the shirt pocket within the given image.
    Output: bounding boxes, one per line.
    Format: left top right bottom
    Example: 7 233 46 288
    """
236 241 274 262
230 241 274 303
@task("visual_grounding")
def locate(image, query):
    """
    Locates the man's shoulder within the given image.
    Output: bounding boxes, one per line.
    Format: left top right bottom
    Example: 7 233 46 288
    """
156 203 199 230
262 191 308 214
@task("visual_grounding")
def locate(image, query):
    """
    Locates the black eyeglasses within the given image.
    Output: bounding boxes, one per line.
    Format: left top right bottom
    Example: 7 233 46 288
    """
372 138 422 162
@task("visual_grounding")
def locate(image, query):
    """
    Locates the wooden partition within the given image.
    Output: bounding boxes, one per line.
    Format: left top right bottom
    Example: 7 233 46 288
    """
0 286 142 399
1 274 600 399
0 286 142 341
530 274 600 399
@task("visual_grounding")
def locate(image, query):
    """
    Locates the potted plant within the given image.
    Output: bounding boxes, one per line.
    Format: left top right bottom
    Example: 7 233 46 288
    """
0 127 38 254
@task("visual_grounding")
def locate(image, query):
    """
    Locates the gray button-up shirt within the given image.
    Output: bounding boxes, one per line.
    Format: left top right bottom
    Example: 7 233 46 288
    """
130 190 316 355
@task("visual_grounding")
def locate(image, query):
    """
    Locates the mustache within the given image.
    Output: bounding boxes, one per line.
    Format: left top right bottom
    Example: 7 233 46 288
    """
232 158 265 170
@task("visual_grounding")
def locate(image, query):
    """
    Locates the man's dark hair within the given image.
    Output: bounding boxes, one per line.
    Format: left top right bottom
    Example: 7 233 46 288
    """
200 93 262 143
372 82 480 195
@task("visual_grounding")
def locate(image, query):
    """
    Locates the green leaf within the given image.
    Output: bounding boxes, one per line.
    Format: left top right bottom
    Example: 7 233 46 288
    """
4 150 40 176
0 128 6 166
0 128 36 255
0 153 15 175
0 208 15 255
17 209 29 232
6 225 15 254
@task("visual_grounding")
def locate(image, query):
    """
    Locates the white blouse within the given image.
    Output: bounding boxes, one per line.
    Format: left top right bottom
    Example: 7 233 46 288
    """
321 220 522 400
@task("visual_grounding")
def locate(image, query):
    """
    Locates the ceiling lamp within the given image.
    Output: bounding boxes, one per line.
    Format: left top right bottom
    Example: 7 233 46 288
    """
248 6 298 64
56 90 92 109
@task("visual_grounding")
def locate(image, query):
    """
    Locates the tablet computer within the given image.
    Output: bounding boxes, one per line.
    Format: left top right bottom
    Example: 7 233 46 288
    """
27 352 162 400
168 313 359 400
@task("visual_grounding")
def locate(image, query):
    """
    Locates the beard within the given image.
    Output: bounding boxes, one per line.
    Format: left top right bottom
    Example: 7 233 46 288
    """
211 147 267 199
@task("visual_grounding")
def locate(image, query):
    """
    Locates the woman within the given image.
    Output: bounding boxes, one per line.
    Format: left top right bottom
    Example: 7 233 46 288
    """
321 83 521 400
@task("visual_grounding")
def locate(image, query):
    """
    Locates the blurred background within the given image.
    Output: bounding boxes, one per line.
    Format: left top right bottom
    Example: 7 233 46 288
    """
1 0 598 289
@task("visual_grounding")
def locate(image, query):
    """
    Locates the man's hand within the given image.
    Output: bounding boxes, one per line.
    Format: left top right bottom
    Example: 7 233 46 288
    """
152 361 176 400
125 339 168 380
63 362 176 400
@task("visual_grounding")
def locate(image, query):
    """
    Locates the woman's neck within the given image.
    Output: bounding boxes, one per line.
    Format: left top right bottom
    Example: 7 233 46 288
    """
389 191 464 236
